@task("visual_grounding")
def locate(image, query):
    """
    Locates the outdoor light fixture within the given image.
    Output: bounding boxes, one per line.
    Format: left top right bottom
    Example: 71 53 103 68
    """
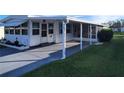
43 19 46 22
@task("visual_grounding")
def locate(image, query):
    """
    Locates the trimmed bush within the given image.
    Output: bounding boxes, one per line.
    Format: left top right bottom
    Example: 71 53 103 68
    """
97 29 113 42
14 40 19 46
14 38 19 46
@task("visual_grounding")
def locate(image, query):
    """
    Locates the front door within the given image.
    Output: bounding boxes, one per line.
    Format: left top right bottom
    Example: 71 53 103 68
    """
47 23 54 43
41 24 47 43
41 23 54 43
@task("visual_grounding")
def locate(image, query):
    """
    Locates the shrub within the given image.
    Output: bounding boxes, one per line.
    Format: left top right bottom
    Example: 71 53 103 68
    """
97 29 113 42
14 38 19 46
14 40 19 46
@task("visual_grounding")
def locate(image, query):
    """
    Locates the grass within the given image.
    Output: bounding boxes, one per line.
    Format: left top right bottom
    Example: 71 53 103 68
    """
114 32 124 35
23 34 124 77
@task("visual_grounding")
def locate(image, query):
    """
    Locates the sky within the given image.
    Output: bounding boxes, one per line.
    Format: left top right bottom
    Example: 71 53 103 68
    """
0 15 8 19
74 15 124 24
1 15 124 24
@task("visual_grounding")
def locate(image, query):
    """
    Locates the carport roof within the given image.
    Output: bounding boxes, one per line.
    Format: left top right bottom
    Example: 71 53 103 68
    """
29 15 103 26
0 15 103 27
67 17 103 26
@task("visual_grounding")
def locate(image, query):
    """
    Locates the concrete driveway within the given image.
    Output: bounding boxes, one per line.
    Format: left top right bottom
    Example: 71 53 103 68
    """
0 41 89 77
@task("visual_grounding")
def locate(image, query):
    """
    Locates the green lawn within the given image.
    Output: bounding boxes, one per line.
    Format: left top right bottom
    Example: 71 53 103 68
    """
23 35 124 77
114 32 124 35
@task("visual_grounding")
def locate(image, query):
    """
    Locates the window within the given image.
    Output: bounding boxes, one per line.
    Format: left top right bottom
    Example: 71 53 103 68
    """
10 29 14 34
59 22 62 34
66 24 71 33
33 22 40 28
15 29 20 35
41 24 47 37
21 22 28 27
91 26 96 39
48 23 54 34
49 29 53 34
32 22 40 35
22 29 28 35
5 29 9 34
59 23 71 34
15 25 21 29
32 29 39 35
42 24 47 30
48 23 54 29
92 26 96 34
92 35 96 39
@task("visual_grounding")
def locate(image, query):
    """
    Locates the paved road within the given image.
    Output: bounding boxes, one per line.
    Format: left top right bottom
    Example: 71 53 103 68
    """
0 42 89 77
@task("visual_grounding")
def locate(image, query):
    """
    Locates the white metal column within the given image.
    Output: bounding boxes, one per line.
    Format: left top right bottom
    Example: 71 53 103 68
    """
62 21 67 59
96 26 98 42
28 20 32 47
90 24 92 45
88 25 90 39
80 23 83 50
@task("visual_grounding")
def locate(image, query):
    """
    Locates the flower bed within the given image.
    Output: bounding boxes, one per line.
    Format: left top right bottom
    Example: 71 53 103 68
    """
0 43 29 50
0 39 29 50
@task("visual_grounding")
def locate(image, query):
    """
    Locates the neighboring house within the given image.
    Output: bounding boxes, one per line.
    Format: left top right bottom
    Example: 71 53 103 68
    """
110 21 124 32
0 26 4 40
111 27 124 32
0 15 103 47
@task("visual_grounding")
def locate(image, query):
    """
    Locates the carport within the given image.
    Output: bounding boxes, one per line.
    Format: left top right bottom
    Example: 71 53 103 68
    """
61 17 102 59
0 16 103 60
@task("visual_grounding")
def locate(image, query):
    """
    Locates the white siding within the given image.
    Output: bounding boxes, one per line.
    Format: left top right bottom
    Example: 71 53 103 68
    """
112 27 124 32
29 20 74 46
29 20 56 46
121 27 124 32
5 34 29 45
112 28 118 32
0 27 4 39
58 33 73 42
30 35 41 46
54 22 73 43
4 22 102 47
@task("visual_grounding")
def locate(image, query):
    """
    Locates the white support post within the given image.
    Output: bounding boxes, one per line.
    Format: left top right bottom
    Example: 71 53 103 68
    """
28 20 32 47
90 24 92 45
96 26 98 42
80 23 83 50
88 25 90 39
62 21 66 59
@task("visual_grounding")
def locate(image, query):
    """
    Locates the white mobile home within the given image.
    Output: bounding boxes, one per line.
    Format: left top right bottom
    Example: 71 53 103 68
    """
0 15 103 46
0 15 103 59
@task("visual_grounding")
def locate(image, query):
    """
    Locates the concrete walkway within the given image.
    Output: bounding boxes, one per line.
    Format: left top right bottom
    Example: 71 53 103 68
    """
0 41 89 77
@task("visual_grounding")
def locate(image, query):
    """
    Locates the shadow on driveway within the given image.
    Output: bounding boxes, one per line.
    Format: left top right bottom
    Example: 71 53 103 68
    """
0 43 55 57
0 45 81 77
0 47 21 57
0 41 89 77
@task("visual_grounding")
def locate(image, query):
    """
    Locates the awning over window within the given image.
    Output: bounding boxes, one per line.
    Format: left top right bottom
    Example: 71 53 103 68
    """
0 19 28 27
